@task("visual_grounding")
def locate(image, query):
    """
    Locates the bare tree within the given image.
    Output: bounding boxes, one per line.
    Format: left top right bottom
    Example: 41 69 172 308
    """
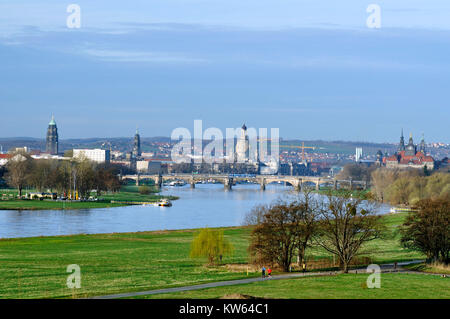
313 194 385 273
5 152 33 197
292 191 320 267
247 200 300 271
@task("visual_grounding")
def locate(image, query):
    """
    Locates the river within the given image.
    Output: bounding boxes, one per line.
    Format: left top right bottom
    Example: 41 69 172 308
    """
0 184 391 239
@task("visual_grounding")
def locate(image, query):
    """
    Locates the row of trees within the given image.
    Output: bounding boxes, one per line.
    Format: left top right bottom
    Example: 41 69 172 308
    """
246 191 449 272
246 191 385 273
371 168 449 205
4 152 121 198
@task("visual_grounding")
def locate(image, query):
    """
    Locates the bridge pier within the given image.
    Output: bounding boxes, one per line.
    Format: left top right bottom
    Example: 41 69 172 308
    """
333 180 338 190
155 175 162 189
294 179 302 192
260 179 266 191
349 179 353 190
315 180 320 191
136 174 140 186
224 178 233 190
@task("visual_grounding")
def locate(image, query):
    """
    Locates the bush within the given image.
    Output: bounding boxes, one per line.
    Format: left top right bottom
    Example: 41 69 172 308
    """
190 228 233 265
138 185 152 195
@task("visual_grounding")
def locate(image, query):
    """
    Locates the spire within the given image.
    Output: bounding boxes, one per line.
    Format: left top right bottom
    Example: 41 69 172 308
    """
49 114 56 126
398 128 405 152
419 132 426 153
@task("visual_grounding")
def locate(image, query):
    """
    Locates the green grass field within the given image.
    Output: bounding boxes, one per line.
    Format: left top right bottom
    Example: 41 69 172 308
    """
0 213 429 299
0 199 127 210
138 273 450 299
0 186 176 210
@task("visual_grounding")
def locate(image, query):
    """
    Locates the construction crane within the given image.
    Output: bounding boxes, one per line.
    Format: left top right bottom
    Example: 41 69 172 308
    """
280 142 317 163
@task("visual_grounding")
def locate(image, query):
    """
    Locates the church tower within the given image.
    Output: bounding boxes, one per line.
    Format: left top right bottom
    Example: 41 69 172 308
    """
419 133 426 154
46 115 59 155
235 123 249 163
132 127 141 158
398 129 405 152
405 133 416 156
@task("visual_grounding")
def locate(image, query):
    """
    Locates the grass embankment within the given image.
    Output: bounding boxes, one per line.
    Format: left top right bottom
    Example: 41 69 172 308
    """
0 186 176 211
0 213 429 299
315 187 372 200
139 273 450 299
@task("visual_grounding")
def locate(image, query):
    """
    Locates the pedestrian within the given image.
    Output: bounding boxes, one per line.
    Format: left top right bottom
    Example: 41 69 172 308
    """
267 267 272 278
302 262 306 274
394 262 398 270
261 266 266 278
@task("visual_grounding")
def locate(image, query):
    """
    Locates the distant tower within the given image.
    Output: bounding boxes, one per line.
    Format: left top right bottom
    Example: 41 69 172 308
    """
398 128 405 152
46 115 59 155
405 133 416 156
132 127 141 158
419 133 426 154
235 123 249 163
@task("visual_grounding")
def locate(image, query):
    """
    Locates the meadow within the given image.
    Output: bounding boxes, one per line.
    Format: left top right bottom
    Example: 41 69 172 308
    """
0 213 429 299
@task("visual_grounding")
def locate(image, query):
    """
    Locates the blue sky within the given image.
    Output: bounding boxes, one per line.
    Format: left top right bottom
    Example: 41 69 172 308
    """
0 1 449 143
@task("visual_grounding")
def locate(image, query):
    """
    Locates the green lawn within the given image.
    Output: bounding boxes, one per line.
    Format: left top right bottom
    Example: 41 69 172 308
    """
98 185 177 203
0 213 426 299
0 199 127 210
138 273 450 299
0 186 176 210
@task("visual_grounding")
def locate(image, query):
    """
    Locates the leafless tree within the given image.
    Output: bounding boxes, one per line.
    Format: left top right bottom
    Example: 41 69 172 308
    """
313 193 385 273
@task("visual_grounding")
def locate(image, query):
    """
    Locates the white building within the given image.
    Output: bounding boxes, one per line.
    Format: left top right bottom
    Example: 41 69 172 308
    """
73 149 110 163
355 147 363 162
136 160 149 173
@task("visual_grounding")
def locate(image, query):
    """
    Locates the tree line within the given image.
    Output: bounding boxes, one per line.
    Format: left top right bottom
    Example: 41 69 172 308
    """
371 169 449 205
4 151 121 199
245 191 449 272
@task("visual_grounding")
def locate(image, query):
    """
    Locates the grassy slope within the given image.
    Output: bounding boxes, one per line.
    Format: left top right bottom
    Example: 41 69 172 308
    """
0 213 426 298
140 273 450 299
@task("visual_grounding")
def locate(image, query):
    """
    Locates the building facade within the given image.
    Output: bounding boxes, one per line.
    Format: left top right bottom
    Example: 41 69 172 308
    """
73 149 110 163
45 115 59 155
384 131 434 170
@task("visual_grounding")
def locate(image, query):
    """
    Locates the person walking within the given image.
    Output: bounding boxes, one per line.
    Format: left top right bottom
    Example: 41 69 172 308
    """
267 267 272 278
302 262 306 274
261 266 266 279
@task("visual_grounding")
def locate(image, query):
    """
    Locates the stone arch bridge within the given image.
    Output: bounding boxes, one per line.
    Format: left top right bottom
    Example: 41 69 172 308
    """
120 174 368 191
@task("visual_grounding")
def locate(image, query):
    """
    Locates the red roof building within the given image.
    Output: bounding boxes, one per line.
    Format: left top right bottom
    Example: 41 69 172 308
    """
384 132 434 170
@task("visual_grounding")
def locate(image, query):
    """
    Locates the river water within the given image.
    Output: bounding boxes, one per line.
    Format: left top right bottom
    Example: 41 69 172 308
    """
0 184 391 239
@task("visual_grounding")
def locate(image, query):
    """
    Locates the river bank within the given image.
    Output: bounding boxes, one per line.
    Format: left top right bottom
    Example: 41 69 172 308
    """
0 185 177 210
0 212 426 298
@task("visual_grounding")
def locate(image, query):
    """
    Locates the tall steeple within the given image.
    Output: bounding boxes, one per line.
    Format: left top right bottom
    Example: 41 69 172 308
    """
46 115 59 155
132 126 141 158
419 133 426 154
398 128 405 152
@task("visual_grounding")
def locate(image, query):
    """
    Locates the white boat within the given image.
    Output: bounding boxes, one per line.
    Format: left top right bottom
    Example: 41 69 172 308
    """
157 199 172 207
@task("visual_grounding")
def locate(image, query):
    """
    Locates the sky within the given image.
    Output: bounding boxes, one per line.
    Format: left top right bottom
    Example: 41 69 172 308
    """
0 1 449 143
